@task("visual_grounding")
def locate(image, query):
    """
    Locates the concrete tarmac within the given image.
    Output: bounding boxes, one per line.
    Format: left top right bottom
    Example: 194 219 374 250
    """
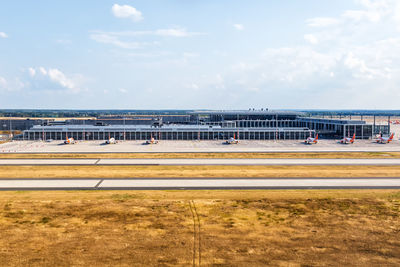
1 140 400 153
2 158 400 165
0 178 399 190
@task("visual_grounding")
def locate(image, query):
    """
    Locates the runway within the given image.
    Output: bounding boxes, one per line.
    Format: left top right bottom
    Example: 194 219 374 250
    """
2 158 400 165
0 178 399 190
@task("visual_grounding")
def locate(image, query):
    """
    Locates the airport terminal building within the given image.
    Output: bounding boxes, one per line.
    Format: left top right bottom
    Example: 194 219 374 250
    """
23 125 313 141
20 110 387 141
194 111 378 139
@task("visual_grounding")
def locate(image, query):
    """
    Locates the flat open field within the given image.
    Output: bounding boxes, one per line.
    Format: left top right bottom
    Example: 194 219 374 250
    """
2 165 400 178
1 151 400 159
1 139 400 153
0 190 398 266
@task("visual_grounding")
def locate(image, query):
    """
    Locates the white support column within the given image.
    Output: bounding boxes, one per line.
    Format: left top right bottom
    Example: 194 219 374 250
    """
361 125 364 140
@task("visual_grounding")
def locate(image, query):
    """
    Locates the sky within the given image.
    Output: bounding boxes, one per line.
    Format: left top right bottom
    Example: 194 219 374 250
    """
1 0 400 110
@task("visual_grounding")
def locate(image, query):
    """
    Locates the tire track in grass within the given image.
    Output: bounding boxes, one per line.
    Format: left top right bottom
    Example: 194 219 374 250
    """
192 200 201 266
188 200 201 266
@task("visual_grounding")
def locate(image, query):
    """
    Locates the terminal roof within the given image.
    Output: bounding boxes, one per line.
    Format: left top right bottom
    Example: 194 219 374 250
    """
190 110 304 116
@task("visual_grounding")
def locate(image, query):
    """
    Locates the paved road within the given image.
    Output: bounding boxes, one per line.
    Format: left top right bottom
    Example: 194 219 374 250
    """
0 178 399 190
2 158 400 165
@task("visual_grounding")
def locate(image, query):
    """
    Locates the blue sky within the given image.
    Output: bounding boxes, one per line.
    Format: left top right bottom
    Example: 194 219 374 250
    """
0 0 399 109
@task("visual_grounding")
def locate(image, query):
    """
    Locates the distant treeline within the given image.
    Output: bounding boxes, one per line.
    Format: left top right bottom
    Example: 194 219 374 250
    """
1 109 400 118
299 110 400 116
0 110 198 118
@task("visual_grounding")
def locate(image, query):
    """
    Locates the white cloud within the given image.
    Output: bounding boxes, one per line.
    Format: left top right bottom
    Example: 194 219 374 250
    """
47 69 76 90
307 0 400 29
190 83 199 90
0 77 26 92
260 47 337 83
28 67 81 93
342 9 381 22
112 4 143 21
214 74 225 89
39 67 47 75
304 34 319 44
0 77 7 88
155 28 200 37
0 32 7 38
341 0 393 23
28 68 36 77
90 33 144 49
92 28 203 38
343 50 392 80
119 51 172 58
119 88 128 93
306 17 340 27
217 0 400 108
128 0 400 109
90 28 203 49
233 24 244 31
394 2 400 27
184 82 199 90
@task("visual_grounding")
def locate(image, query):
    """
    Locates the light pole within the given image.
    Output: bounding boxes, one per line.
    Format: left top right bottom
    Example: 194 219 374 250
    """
123 116 126 141
9 113 12 140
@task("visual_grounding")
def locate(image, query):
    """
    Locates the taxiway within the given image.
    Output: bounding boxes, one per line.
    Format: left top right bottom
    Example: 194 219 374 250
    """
0 178 399 190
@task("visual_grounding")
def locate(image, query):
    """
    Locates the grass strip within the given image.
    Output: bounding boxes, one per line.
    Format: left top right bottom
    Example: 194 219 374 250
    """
1 165 400 178
1 152 400 159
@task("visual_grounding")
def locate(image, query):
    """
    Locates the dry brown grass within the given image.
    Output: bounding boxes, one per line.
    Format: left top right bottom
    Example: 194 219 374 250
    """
1 165 400 178
0 190 398 266
1 151 400 159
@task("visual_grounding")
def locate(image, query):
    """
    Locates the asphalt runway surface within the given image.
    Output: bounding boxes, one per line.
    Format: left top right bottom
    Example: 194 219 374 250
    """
2 158 400 165
0 178 400 190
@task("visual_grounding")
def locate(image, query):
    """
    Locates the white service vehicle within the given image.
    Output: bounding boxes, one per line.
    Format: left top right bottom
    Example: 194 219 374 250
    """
225 134 239 144
146 137 159 144
105 137 117 144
